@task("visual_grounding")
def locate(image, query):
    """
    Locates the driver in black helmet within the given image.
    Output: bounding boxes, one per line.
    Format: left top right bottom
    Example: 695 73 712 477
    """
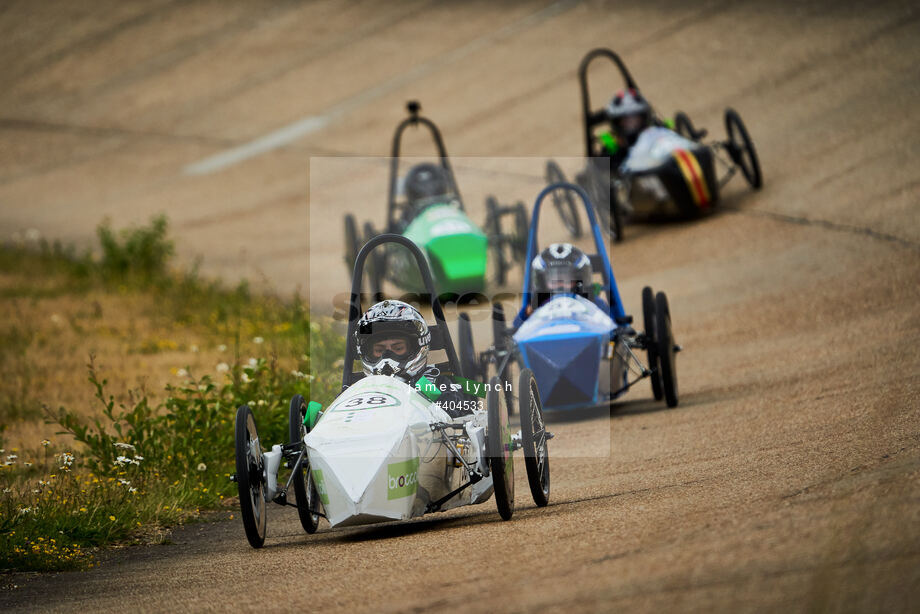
520 243 612 319
355 299 474 418
400 163 452 226
596 89 653 168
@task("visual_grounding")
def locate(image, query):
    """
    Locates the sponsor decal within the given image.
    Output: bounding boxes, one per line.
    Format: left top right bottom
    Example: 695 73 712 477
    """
312 469 330 505
387 458 420 500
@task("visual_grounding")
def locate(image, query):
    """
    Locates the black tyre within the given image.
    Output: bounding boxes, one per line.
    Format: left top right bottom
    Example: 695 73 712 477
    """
511 202 529 262
363 222 384 300
518 369 549 507
485 197 508 286
458 313 480 380
289 395 320 534
487 375 514 520
491 302 514 417
724 108 762 190
609 179 626 243
674 111 697 141
344 214 359 273
641 286 663 401
654 292 679 408
545 160 582 238
235 405 266 548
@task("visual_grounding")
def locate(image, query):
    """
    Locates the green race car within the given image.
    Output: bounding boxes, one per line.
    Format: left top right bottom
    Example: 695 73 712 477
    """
344 101 527 298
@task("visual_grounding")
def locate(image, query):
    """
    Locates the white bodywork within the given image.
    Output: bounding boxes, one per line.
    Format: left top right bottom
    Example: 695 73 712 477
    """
623 127 698 173
303 375 492 528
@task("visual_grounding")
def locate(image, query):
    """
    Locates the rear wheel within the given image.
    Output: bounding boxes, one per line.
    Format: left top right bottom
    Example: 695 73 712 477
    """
487 375 514 520
344 215 359 272
485 196 509 286
642 286 662 401
491 302 514 417
724 108 762 189
458 313 480 380
363 222 384 300
289 395 320 534
546 160 582 238
655 292 679 408
674 111 698 141
511 202 529 263
519 369 549 507
235 405 266 548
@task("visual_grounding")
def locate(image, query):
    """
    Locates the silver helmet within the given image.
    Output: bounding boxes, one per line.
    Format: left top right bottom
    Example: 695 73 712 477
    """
355 300 430 380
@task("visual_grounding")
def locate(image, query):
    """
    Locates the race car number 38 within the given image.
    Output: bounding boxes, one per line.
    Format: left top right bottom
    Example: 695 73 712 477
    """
332 393 400 412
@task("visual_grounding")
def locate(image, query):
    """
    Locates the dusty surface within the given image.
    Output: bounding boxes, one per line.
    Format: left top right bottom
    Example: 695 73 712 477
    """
1 0 919 612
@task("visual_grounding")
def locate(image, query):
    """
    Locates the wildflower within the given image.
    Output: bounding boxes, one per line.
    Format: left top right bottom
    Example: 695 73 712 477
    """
79 507 87 513
38 480 47 487
247 357 258 367
241 373 252 384
118 479 130 486
253 336 264 344
128 487 138 494
197 463 207 472
134 455 144 462
257 399 266 406
18 507 31 515
2 488 10 493
7 454 18 461
23 461 32 467
108 515 116 522
114 442 136 451
216 362 230 373
218 344 227 352
41 440 51 447
59 452 74 466
177 368 189 378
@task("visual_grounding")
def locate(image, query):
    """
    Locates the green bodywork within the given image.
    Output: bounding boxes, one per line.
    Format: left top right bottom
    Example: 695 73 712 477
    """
395 203 488 295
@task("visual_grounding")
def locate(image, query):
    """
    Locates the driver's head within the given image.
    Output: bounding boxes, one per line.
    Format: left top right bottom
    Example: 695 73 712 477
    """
355 300 430 381
531 243 592 306
404 163 450 208
605 90 651 146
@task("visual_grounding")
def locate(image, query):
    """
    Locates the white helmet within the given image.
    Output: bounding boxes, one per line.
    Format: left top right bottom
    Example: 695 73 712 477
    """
355 300 430 381
605 89 651 145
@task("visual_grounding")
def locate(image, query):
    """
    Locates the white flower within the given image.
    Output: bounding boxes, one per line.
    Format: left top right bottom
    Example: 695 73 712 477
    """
18 507 32 514
118 479 130 486
216 362 230 373
241 373 252 384
23 462 32 467
197 463 207 472
114 442 136 451
177 368 189 378
58 452 74 467
3 461 13 466
38 480 47 486
134 455 144 462
253 336 264 344
40 440 50 448
256 399 267 406
128 487 138 494
115 455 139 467
2 488 10 494
6 454 17 461
217 344 227 352
247 358 258 367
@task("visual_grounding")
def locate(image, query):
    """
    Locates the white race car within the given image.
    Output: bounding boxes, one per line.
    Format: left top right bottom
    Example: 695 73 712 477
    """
232 234 550 548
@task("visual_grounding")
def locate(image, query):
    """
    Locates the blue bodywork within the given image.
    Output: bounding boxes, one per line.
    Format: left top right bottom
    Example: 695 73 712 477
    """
513 183 629 410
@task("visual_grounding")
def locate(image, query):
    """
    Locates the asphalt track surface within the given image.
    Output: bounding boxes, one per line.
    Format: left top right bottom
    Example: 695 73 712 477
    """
1 1 919 612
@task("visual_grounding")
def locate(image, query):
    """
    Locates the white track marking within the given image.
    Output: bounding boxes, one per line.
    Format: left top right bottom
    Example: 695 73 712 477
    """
183 0 577 176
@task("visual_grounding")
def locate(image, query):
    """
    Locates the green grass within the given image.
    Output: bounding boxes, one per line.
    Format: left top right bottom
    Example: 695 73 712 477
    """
0 216 344 571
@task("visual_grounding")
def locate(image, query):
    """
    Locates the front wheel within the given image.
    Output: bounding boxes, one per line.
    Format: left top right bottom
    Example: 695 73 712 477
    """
487 375 514 520
724 108 762 190
642 286 662 401
235 405 267 548
655 292 679 408
289 395 320 534
519 369 549 507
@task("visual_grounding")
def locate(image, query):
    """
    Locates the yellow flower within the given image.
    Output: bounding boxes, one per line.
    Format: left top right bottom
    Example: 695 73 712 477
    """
108 515 116 521
79 507 87 513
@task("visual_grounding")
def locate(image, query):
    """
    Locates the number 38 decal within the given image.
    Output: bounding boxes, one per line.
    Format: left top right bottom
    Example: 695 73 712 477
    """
333 393 400 412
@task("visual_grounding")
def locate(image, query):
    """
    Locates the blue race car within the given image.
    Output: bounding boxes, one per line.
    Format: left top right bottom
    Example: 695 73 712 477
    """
459 182 679 411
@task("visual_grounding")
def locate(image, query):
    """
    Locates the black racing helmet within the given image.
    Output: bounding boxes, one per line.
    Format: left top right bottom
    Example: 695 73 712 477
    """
605 89 651 146
531 243 593 306
355 300 431 381
404 162 450 208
